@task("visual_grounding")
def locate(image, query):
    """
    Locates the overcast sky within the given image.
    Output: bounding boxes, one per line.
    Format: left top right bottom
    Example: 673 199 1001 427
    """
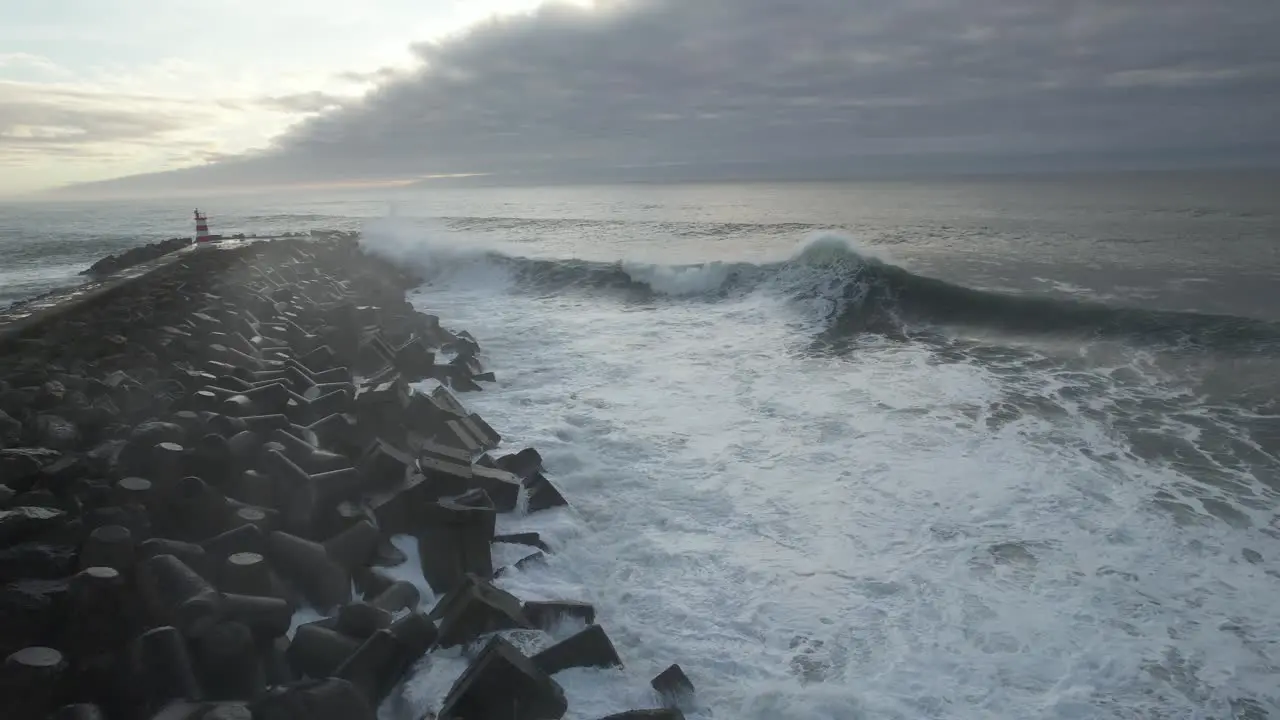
4 0 1279 197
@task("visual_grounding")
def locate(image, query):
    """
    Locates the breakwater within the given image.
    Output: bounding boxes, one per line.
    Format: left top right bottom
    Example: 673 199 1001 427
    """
0 237 694 720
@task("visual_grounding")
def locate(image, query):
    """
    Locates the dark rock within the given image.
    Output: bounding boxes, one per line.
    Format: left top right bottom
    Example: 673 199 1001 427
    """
432 574 532 648
417 456 473 499
531 624 622 675
650 663 695 705
137 538 209 579
370 535 407 567
286 624 363 680
335 602 392 639
465 413 501 448
438 419 482 454
0 542 76 581
525 473 569 513
367 580 420 614
47 703 108 720
130 421 187 447
0 646 67 720
0 409 20 448
417 489 496 595
220 593 293 638
198 703 253 720
193 621 266 701
266 532 349 611
357 439 414 492
199 520 264 561
522 600 597 629
495 532 550 553
113 476 156 509
495 448 543 480
365 473 433 537
218 552 286 599
0 578 69 659
322 519 379 572
135 554 223 638
469 466 521 513
333 627 424 707
132 626 204 713
261 636 294 687
0 506 65 544
593 707 686 712
79 524 134 573
438 636 567 720
249 678 375 720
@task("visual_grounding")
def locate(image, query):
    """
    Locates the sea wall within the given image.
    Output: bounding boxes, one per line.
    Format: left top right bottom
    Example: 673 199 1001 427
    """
0 237 694 720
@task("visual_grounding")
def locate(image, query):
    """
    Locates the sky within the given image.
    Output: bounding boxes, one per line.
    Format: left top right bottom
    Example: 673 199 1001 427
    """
3 0 1279 198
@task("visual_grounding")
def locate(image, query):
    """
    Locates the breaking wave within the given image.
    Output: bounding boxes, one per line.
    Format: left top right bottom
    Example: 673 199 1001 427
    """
361 219 1280 353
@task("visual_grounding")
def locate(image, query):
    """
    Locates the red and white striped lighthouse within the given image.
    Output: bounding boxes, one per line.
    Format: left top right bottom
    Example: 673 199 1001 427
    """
194 209 214 243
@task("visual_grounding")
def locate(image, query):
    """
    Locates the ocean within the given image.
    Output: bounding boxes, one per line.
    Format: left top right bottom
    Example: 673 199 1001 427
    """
4 171 1280 718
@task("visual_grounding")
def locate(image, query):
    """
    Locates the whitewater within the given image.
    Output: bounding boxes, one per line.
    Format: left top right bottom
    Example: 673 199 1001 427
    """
355 215 1280 720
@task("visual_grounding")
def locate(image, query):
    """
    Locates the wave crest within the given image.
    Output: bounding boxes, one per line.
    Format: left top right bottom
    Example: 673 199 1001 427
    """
359 219 1280 351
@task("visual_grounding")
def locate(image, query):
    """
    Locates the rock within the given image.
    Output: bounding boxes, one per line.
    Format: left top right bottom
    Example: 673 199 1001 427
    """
495 532 550 553
60 568 135 663
131 626 204 715
138 538 209 579
0 448 58 491
522 600 597 629
417 489 496 595
495 448 543 480
439 419 484 454
417 455 473 499
79 524 135 573
333 623 431 707
650 663 695 705
0 542 76 580
335 602 392 639
220 593 293 639
0 646 67 720
0 506 65 544
370 535 407 567
367 580 420 614
438 636 567 720
48 703 108 720
135 554 223 638
531 624 623 676
431 574 532 648
193 621 266 701
593 707 686 712
286 623 363 680
266 532 349 612
0 579 69 659
249 678 375 720
218 552 287 599
469 466 521 513
1243 548 1264 564
357 439 414 492
465 413 501 448
130 421 187 447
525 473 569 513
0 410 20 448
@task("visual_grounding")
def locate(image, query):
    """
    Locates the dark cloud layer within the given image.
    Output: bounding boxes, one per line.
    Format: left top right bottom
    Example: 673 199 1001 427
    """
66 0 1280 192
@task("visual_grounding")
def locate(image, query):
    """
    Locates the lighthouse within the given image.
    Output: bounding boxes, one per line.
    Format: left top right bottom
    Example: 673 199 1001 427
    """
193 209 220 244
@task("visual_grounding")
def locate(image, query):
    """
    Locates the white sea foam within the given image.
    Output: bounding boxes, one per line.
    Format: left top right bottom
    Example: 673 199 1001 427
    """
366 222 1280 719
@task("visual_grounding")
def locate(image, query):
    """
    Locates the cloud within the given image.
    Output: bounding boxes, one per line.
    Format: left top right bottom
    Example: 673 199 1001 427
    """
59 0 1280 194
256 91 348 114
0 82 213 152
